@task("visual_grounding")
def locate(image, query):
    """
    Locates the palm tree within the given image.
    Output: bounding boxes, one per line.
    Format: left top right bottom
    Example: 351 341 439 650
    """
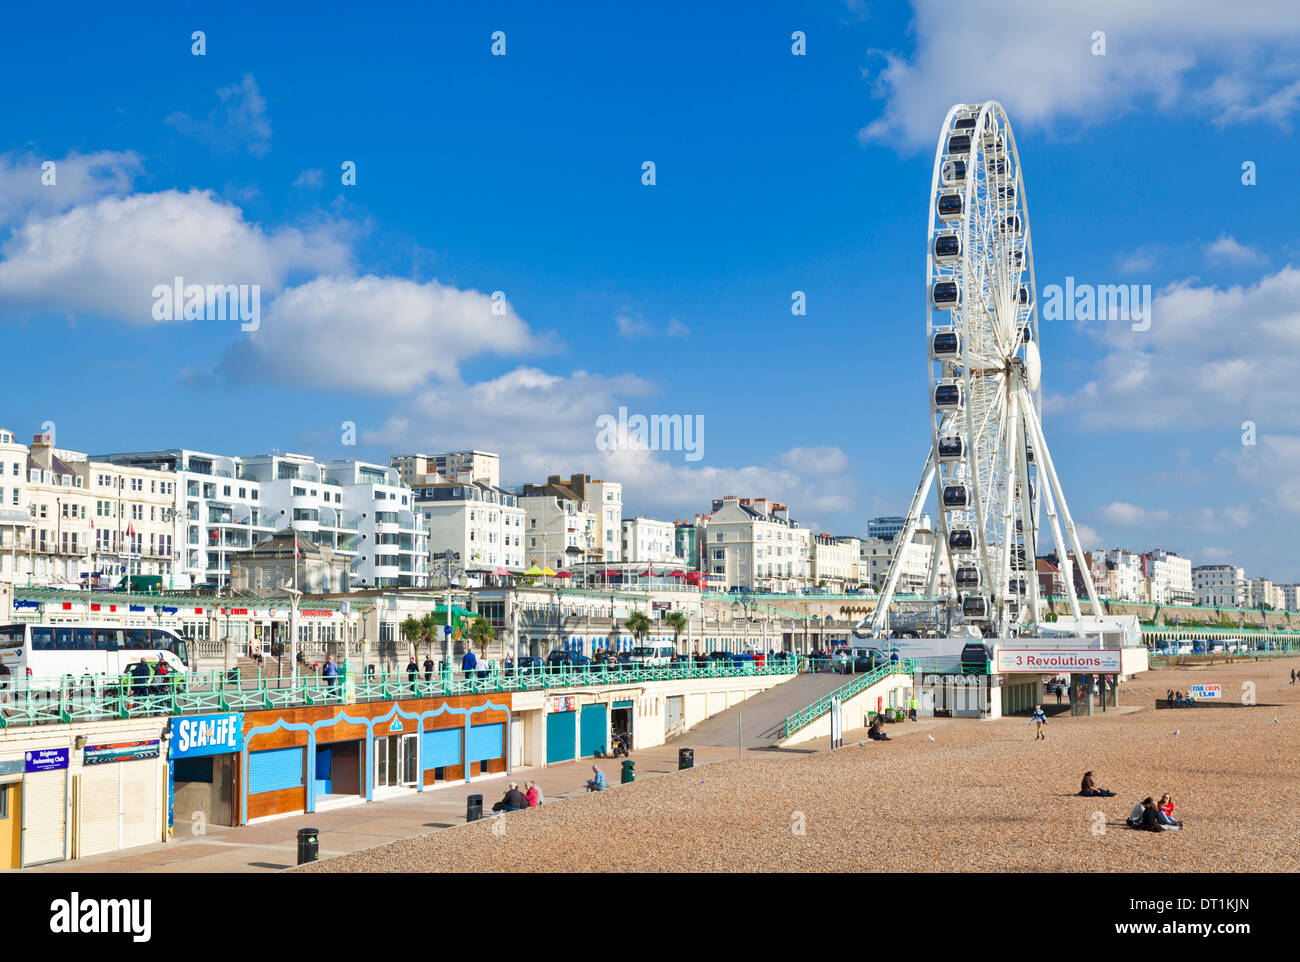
420 612 441 662
469 617 496 656
664 610 688 651
625 610 651 645
399 616 423 661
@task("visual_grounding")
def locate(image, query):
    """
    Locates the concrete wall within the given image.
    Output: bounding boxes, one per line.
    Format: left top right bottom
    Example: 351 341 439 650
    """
779 672 913 746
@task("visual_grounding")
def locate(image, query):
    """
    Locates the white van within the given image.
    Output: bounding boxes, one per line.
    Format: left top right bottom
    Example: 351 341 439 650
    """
627 645 675 667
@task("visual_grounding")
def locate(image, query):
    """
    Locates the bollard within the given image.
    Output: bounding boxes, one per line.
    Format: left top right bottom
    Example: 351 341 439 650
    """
466 793 483 822
678 748 694 770
296 827 319 865
621 759 635 784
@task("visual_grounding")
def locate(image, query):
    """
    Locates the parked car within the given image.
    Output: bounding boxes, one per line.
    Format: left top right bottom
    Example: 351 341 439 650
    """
515 656 544 674
546 650 591 670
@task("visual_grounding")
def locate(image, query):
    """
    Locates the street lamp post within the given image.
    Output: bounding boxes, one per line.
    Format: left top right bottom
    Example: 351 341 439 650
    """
280 581 303 687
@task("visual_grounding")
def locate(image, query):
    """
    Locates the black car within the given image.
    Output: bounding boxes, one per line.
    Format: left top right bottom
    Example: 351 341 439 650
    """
545 650 591 670
515 656 544 674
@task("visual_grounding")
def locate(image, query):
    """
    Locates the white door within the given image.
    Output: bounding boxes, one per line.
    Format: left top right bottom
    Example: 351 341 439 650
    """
79 766 120 857
22 770 67 866
510 718 523 769
120 760 158 849
398 734 417 787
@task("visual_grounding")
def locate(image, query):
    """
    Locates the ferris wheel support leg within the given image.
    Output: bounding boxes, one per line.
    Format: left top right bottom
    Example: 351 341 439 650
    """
1022 397 1102 616
997 388 1020 636
1023 404 1083 624
1013 389 1041 632
861 449 937 639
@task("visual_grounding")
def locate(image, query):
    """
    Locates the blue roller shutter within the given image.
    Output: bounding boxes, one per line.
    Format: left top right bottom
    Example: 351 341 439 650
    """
580 703 607 757
468 722 504 762
422 728 461 769
315 746 333 796
546 710 576 764
248 747 304 794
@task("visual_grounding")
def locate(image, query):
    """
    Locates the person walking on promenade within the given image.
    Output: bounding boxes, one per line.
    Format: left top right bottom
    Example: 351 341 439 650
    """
461 647 478 676
323 654 339 689
1031 704 1047 740
1055 683 1064 706
423 654 435 682
1291 669 1296 686
908 695 918 722
406 655 419 683
585 765 607 792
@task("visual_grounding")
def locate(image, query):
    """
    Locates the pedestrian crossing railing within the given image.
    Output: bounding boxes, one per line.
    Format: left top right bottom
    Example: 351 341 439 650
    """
782 660 917 740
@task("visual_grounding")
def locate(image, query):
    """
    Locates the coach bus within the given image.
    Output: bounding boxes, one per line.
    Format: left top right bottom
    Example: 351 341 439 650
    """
0 622 190 681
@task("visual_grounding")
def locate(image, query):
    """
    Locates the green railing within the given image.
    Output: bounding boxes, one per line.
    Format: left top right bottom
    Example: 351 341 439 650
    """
0 657 801 729
782 660 917 740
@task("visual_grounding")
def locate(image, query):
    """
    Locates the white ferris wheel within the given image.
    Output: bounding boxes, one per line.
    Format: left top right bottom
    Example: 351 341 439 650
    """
862 101 1100 640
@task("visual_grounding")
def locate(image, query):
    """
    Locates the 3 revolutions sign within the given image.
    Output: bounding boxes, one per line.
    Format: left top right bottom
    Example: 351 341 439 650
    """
994 648 1121 673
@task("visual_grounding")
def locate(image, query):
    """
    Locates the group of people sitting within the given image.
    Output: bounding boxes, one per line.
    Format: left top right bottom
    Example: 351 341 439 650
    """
491 780 544 812
1165 689 1196 708
1127 794 1183 831
867 715 891 741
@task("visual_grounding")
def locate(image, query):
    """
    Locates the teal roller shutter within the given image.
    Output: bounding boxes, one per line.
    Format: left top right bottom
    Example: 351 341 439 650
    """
422 728 461 769
315 746 333 796
248 747 304 794
580 703 607 757
468 722 504 762
546 711 576 764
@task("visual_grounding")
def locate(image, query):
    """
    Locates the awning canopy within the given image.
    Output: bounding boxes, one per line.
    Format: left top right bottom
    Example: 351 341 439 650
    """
0 508 33 526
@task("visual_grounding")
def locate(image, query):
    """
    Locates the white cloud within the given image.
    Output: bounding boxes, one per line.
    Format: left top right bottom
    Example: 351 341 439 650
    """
0 150 142 227
1072 523 1102 548
223 275 542 393
1199 546 1234 562
1117 245 1160 274
615 313 690 339
1100 501 1171 526
365 366 857 525
1204 234 1265 266
859 0 1300 149
1064 266 1300 430
0 188 351 323
165 74 272 157
292 169 323 189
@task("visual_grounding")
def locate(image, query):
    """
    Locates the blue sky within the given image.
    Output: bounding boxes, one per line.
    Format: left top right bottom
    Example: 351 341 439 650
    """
2 1 1300 580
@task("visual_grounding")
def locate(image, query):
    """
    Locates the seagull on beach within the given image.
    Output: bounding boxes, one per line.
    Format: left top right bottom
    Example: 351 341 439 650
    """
1173 730 1180 736
927 733 936 741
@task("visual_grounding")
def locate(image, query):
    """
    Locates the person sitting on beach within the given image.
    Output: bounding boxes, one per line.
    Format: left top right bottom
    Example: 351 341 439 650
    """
492 782 527 812
1139 797 1168 832
1079 771 1115 797
867 716 891 741
585 765 607 793
1126 799 1147 829
1157 793 1182 828
1166 689 1175 708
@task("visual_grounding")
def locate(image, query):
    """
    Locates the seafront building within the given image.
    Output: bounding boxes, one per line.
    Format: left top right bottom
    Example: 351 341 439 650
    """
1193 564 1247 608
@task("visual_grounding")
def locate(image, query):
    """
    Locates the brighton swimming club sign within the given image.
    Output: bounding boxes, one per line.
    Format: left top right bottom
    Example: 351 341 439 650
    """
994 648 1121 673
171 712 245 759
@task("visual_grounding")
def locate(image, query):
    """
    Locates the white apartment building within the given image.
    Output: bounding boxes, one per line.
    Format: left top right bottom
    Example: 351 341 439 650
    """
703 497 810 592
1193 564 1246 608
519 493 597 572
1280 585 1300 613
1103 549 1144 602
621 517 680 565
391 450 500 489
861 528 941 595
811 536 861 590
1146 549 1194 605
0 428 34 585
414 479 525 577
1246 577 1284 611
96 449 272 589
519 474 621 565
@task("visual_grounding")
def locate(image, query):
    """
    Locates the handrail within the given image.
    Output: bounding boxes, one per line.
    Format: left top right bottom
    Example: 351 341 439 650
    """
0 657 802 729
782 660 916 740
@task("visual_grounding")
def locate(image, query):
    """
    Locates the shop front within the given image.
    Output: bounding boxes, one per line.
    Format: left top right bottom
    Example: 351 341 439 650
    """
170 711 243 832
237 694 510 824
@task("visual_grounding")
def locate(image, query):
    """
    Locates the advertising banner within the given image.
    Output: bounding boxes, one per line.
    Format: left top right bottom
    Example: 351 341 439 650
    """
171 712 245 758
84 740 161 765
994 648 1121 673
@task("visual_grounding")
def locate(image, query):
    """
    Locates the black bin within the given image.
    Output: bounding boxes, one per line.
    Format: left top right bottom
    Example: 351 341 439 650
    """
296 827 319 864
678 748 694 770
466 793 483 822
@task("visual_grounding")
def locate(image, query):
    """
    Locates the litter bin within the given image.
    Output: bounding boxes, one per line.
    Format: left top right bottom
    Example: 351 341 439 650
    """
678 748 694 770
296 827 319 865
621 760 635 784
466 794 483 822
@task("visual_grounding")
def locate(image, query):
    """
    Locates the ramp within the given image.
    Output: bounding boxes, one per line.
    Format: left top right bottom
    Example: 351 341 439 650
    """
669 671 850 748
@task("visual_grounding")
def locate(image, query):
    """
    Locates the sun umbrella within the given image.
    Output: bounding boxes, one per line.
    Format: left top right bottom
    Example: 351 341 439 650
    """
523 563 543 576
669 570 684 578
555 570 572 579
492 567 510 576
543 565 556 576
